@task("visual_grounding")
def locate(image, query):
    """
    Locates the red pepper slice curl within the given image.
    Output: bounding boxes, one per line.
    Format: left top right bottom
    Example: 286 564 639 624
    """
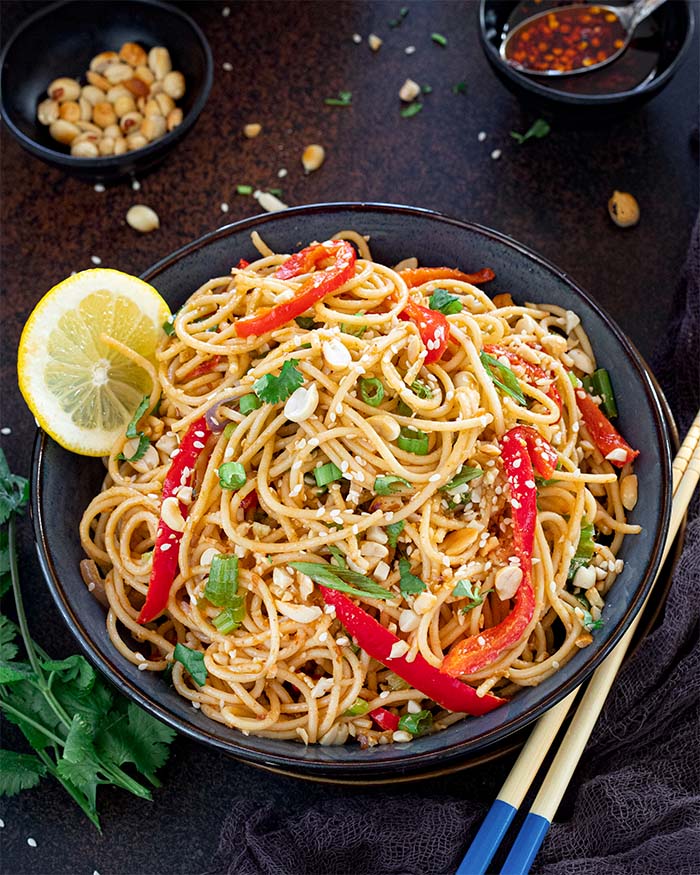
399 267 496 288
234 241 356 338
320 587 505 715
138 417 212 624
236 258 250 269
576 390 639 467
398 301 450 365
441 426 555 677
186 355 224 379
369 707 400 732
483 344 563 414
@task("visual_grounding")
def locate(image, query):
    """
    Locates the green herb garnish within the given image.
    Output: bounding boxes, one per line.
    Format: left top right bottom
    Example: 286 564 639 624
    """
398 558 426 595
239 394 262 415
117 396 151 462
203 554 239 606
568 519 595 581
410 379 432 399
236 184 253 195
453 579 489 612
385 520 405 548
314 462 343 487
218 462 246 491
441 467 482 492
253 360 304 404
480 351 526 405
397 427 429 455
510 118 550 145
400 103 423 119
289 562 394 601
325 91 352 107
173 644 207 687
374 475 412 495
344 698 370 717
398 709 433 736
431 33 448 47
429 288 463 315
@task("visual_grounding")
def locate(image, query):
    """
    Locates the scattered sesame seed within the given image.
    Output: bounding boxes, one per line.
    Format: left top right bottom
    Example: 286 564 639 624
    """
478 131 487 142
222 61 233 71
222 5 230 15
277 168 288 179
405 45 416 54
90 255 102 265
0 818 5 828
336 637 349 646
352 33 362 44
379 690 390 699
490 149 502 160
429 473 441 482
138 662 148 671
191 701 201 709
94 183 105 192
220 202 229 213
27 838 37 848
131 179 141 191
1 427 11 435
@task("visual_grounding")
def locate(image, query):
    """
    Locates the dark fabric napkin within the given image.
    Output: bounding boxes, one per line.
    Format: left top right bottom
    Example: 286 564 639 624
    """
206 219 700 875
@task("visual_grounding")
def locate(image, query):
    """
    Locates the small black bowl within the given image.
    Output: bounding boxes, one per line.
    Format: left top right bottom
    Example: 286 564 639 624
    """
31 203 673 782
0 0 213 182
479 0 694 112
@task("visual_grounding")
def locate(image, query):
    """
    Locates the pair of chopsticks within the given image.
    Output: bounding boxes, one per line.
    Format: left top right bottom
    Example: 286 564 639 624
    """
458 408 700 875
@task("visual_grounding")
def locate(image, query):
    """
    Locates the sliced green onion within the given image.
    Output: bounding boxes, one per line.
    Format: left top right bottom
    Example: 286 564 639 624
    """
479 351 526 406
396 399 413 417
568 371 582 389
218 461 246 490
567 519 595 581
314 462 342 487
374 475 412 495
385 671 410 691
295 316 318 330
441 466 482 493
587 369 618 418
359 377 385 407
397 426 429 455
398 709 433 736
212 599 246 633
223 422 236 440
410 379 432 399
236 184 253 195
341 310 366 337
239 394 262 415
343 698 370 717
163 318 176 336
204 555 239 607
431 33 447 46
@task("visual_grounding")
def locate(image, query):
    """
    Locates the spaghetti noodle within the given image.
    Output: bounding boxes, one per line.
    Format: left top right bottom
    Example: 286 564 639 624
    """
80 232 640 747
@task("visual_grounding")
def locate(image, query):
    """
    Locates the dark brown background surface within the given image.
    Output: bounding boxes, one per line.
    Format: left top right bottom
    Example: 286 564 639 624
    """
1 2 698 873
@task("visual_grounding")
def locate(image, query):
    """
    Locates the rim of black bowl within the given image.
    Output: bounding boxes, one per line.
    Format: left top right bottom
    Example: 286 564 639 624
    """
0 0 213 171
31 203 672 779
478 0 695 106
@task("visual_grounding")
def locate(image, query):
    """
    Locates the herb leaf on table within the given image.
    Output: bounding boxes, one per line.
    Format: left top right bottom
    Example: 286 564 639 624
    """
0 449 176 829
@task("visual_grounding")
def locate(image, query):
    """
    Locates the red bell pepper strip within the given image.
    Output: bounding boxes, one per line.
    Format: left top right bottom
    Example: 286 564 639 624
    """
320 587 505 715
186 355 224 379
399 267 496 288
236 258 250 269
240 489 259 512
234 241 356 338
398 301 450 365
575 390 639 467
483 344 563 414
442 426 555 677
138 417 212 624
369 707 400 732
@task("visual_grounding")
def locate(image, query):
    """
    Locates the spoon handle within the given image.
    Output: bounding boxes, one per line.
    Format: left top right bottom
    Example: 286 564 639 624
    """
625 0 668 30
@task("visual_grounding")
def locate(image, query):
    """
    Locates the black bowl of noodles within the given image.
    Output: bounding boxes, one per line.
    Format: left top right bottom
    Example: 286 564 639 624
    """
31 203 672 781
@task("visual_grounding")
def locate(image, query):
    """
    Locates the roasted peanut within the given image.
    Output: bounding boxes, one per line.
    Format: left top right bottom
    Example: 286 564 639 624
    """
620 474 638 510
125 77 150 98
71 139 99 158
119 41 148 68
120 111 144 134
102 123 121 139
166 107 183 131
48 77 80 101
143 98 161 118
89 50 119 73
126 204 160 232
58 100 81 122
86 70 110 91
162 70 185 99
92 101 117 128
113 95 136 118
36 99 59 125
154 92 175 115
98 136 115 156
140 114 166 141
75 120 101 134
104 63 133 85
49 119 80 145
148 47 172 80
134 64 155 85
79 96 93 120
113 136 128 155
106 84 131 103
125 131 148 150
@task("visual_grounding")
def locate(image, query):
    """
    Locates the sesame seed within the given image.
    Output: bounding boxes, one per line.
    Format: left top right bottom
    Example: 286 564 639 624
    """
336 637 349 646
405 45 416 54
194 430 205 437
278 168 288 178
191 701 201 709
138 662 148 671
352 33 362 44
94 183 105 192
90 255 102 265
222 5 230 15
490 149 502 160
429 473 441 482
131 179 141 191
319 631 328 642
160 543 172 551
0 818 5 828
27 838 37 848
379 690 390 699
478 131 487 142
193 440 205 449
0 427 11 435
220 202 229 213
222 61 233 71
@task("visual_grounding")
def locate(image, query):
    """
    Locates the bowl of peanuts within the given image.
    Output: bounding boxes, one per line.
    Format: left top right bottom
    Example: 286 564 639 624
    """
0 0 213 181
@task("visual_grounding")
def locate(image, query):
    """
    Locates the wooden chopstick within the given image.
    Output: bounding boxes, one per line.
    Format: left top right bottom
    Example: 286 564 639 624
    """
457 410 700 875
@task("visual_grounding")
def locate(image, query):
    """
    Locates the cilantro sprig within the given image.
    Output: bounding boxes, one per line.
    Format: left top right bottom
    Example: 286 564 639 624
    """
398 558 426 595
510 118 551 145
0 450 175 827
253 360 304 404
325 91 352 107
453 579 490 612
117 395 151 463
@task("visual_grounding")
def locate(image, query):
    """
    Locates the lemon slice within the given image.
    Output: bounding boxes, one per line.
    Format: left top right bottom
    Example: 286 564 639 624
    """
18 268 170 456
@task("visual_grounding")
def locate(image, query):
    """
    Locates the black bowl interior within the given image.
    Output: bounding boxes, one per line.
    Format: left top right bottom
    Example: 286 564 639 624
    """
0 0 212 177
479 0 694 107
32 203 672 781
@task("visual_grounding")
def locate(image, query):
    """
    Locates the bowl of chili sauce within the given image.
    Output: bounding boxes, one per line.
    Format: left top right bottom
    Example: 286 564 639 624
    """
479 0 694 109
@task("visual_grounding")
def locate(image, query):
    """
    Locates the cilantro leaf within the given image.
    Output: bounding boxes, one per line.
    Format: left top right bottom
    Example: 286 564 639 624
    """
173 643 207 686
253 360 304 404
0 750 47 796
568 519 595 581
511 118 551 145
41 655 95 692
400 103 423 119
480 351 526 405
398 558 426 595
441 467 483 493
0 660 34 684
0 449 29 524
385 520 405 549
429 288 463 315
96 702 176 782
0 613 18 661
453 580 490 611
117 396 151 462
0 528 11 597
452 81 467 94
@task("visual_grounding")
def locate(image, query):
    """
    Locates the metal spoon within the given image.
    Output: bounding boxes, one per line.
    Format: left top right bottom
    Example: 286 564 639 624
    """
500 0 668 76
